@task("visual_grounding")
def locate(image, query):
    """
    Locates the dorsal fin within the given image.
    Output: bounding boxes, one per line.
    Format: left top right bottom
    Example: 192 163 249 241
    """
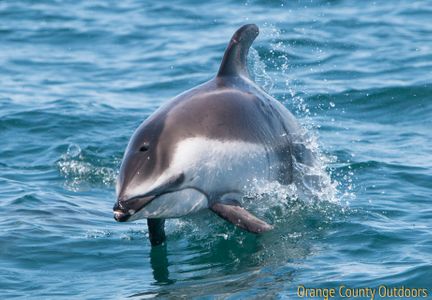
217 24 259 78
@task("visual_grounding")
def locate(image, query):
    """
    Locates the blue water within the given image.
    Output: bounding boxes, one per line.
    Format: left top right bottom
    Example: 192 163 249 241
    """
1 1 431 299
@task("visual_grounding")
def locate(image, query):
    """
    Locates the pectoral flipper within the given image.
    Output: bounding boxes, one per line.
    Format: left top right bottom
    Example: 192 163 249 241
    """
210 202 273 233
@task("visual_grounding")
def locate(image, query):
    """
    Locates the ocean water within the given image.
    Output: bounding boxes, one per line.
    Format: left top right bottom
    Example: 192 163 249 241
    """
1 0 431 299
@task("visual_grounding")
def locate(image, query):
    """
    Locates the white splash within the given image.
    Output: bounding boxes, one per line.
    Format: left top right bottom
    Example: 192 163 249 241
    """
57 143 118 191
245 25 352 206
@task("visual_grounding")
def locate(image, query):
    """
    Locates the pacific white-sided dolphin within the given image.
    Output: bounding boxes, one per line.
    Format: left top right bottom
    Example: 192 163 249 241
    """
113 24 314 246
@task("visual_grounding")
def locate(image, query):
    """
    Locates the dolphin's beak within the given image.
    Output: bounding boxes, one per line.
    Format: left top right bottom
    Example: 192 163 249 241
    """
113 173 185 222
113 195 155 222
113 210 131 222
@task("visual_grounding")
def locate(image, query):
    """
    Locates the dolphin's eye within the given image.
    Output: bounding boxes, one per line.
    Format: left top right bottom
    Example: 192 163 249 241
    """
139 144 149 152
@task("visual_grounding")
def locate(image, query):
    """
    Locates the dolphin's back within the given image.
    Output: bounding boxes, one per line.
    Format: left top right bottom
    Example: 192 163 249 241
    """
161 78 301 146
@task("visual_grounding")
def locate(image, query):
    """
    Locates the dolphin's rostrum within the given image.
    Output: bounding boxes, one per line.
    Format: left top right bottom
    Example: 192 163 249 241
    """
113 24 313 246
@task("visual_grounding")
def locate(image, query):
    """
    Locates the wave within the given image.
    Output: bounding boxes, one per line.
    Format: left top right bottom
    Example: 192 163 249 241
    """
308 84 432 113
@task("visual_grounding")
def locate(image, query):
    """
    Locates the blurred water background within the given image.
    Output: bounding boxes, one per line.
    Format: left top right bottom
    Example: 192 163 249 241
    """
0 0 431 298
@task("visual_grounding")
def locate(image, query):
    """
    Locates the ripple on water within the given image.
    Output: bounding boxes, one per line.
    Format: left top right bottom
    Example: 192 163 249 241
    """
1 0 431 298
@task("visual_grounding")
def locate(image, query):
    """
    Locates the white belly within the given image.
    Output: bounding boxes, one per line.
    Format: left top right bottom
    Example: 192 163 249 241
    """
171 137 277 194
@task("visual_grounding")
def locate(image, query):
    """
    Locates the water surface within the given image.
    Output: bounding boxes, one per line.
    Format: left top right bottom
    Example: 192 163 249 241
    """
1 0 431 298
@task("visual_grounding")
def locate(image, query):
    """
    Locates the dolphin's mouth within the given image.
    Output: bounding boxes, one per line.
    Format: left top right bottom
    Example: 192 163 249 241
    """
113 173 185 222
113 195 156 222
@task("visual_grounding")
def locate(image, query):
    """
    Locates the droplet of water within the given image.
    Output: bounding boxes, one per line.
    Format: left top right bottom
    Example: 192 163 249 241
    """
67 143 81 158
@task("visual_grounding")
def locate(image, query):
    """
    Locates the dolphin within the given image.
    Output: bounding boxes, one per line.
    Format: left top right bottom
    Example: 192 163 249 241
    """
113 24 314 246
